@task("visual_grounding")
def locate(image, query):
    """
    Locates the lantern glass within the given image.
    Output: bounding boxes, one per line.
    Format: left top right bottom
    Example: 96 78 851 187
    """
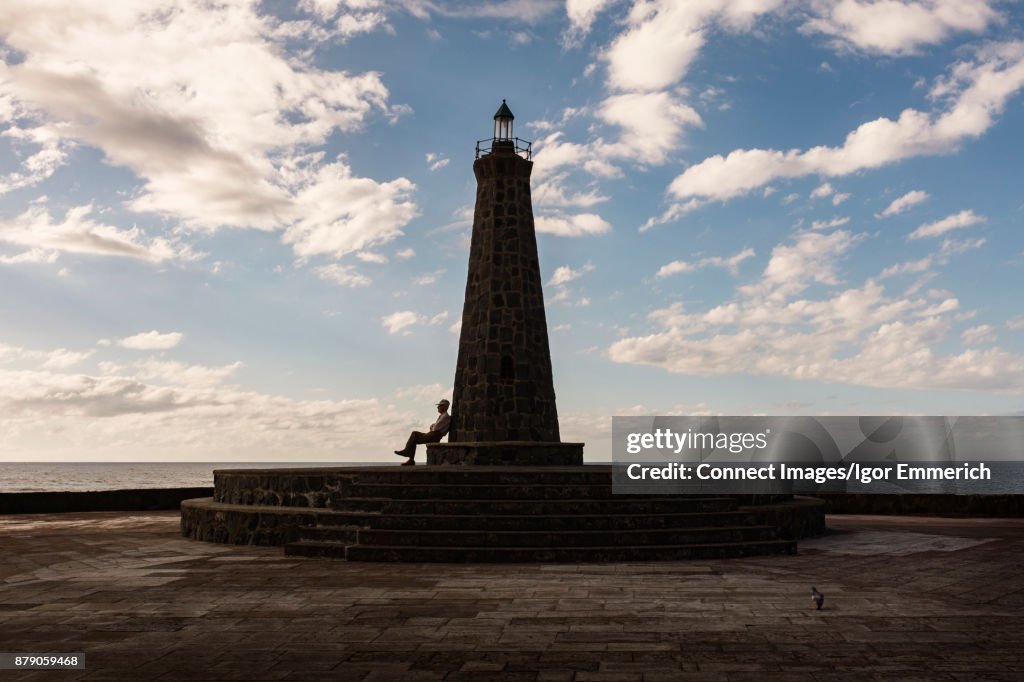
492 100 516 144
495 117 512 141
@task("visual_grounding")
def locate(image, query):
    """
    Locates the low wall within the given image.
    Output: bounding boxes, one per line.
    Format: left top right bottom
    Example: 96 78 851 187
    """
0 488 215 515
5 487 1022 518
817 494 1024 517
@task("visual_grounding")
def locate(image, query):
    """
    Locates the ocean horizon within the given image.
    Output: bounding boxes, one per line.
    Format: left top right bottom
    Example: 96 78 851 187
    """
0 462 402 493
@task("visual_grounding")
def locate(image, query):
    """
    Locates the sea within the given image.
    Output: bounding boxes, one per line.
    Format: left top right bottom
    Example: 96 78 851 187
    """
0 462 396 493
1 461 1021 494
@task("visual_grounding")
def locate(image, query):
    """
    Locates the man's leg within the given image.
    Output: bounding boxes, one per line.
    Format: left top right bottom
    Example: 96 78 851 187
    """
395 430 444 464
395 431 427 459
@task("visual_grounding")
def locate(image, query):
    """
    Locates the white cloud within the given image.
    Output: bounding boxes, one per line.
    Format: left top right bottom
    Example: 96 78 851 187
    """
41 349 94 370
382 311 423 335
0 1 416 264
532 91 703 180
396 247 415 259
0 125 70 195
134 359 243 389
609 225 1024 393
811 216 851 230
662 42 1024 208
810 182 835 199
414 269 446 285
532 174 609 208
315 263 371 287
423 0 562 23
655 260 695 278
640 198 707 232
603 0 783 92
280 157 417 262
609 285 1024 392
0 248 59 265
878 189 930 217
595 92 703 165
1007 317 1024 331
0 344 26 363
0 363 415 461
908 209 985 239
744 230 861 300
395 382 449 402
563 0 618 45
800 0 1002 56
940 236 986 255
1 343 93 370
0 204 201 264
881 234 985 278
656 247 754 278
426 152 450 171
356 251 388 264
961 324 995 347
381 308 448 335
299 0 347 21
117 331 184 351
548 262 595 286
293 2 394 39
535 213 612 237
336 10 391 40
546 287 572 305
880 256 935 279
832 192 851 205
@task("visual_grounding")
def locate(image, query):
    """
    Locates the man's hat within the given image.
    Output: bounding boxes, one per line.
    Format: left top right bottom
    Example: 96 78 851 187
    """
436 398 450 407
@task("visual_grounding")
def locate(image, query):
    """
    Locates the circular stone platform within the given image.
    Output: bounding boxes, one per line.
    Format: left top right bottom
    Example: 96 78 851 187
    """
181 466 825 561
426 441 584 465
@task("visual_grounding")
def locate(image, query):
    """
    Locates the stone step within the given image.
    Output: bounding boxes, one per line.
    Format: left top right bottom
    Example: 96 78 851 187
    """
314 510 764 531
347 525 780 548
343 467 614 485
340 540 797 562
297 526 362 543
284 540 350 559
312 512 382 527
336 483 637 500
329 497 739 516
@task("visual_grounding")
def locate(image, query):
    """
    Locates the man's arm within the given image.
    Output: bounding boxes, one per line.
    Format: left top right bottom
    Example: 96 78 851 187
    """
430 413 451 435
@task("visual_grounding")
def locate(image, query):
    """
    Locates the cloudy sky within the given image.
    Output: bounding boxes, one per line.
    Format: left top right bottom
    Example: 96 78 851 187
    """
1 0 1022 462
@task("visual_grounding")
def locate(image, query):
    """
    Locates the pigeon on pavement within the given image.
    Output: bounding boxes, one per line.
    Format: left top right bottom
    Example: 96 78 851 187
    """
811 587 825 610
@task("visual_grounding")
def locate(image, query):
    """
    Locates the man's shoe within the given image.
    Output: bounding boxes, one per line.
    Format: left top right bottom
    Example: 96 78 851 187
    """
394 450 408 457
401 459 415 466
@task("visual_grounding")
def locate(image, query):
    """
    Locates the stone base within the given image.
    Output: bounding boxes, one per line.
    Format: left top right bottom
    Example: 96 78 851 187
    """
426 441 584 466
181 466 827 559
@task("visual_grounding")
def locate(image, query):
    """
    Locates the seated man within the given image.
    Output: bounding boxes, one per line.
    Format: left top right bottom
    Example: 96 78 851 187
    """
394 399 451 466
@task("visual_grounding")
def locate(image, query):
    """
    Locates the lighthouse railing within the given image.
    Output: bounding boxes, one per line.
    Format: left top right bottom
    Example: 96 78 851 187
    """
475 137 532 160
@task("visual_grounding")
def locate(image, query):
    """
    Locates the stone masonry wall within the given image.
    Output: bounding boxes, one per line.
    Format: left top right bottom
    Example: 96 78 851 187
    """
450 145 561 442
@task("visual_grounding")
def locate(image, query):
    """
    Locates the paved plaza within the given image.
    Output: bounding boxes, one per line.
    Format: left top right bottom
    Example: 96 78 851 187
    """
1 512 1023 681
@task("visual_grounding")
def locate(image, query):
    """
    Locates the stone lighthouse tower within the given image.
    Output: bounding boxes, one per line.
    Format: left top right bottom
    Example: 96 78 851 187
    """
427 101 583 466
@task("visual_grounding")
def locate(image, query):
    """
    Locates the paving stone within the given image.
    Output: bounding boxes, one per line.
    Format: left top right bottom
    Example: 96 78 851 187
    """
1 512 1023 680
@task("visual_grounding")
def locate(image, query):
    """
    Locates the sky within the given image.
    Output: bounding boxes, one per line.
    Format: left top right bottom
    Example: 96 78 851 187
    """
1 0 1023 462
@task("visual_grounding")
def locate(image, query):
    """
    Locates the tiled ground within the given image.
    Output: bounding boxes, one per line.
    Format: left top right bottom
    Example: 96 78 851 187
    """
1 512 1023 681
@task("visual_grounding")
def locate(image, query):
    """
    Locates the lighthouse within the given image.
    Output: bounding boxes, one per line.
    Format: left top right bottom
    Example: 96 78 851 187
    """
427 101 584 466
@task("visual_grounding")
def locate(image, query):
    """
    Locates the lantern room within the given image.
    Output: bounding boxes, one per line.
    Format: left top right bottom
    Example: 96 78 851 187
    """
493 99 514 141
